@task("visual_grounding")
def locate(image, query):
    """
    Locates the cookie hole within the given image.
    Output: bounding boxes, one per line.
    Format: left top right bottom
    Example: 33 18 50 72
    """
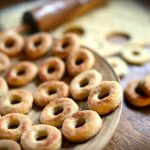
107 32 130 44
5 38 15 48
53 106 64 115
76 59 84 65
64 26 84 36
36 130 48 141
80 78 89 87
135 87 146 96
34 38 42 47
47 89 57 95
17 69 26 76
132 51 140 55
48 67 55 73
75 118 86 128
62 41 70 49
98 92 109 99
11 98 21 105
8 120 20 129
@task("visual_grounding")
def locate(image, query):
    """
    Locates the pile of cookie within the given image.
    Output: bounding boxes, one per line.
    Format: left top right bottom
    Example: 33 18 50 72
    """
125 74 150 107
0 31 122 150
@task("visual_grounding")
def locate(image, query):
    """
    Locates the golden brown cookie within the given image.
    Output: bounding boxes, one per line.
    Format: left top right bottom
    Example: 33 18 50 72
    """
21 124 62 150
62 110 102 142
88 81 122 115
40 98 79 128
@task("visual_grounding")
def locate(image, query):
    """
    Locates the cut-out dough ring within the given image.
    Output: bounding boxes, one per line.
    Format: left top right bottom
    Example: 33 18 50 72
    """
25 32 52 59
139 74 150 96
0 89 33 115
0 52 10 72
0 140 21 150
0 113 32 141
52 33 80 59
88 81 122 115
62 110 102 142
39 57 65 82
121 46 150 65
40 98 79 128
0 31 24 57
125 80 150 107
6 61 38 86
21 124 62 150
34 81 69 108
70 69 102 101
67 47 95 76
106 56 127 77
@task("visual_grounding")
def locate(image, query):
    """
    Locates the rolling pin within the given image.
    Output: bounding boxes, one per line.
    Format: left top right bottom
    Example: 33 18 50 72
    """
13 0 106 33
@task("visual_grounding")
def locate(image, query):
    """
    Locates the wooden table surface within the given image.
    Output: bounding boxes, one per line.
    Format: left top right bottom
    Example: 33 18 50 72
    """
0 1 150 150
105 62 150 150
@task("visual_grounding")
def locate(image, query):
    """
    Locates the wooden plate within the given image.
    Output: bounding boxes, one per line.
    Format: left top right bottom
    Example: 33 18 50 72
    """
0 47 122 150
0 2 122 149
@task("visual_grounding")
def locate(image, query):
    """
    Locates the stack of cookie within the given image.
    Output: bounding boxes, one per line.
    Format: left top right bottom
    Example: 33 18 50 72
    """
0 31 123 150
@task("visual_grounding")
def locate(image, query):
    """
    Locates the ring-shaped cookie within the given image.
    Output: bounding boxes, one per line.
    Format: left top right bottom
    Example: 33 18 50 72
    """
67 47 94 76
40 98 79 128
0 140 21 150
0 113 32 141
121 45 150 65
52 33 80 59
70 69 102 101
139 74 150 96
62 110 102 142
6 61 38 86
88 81 122 115
0 89 33 115
125 80 150 107
106 56 127 77
0 31 24 57
0 52 10 72
39 57 65 82
34 81 69 107
25 32 52 59
21 124 62 150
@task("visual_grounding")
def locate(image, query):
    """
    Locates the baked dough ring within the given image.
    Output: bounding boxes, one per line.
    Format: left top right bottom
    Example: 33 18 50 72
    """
21 124 62 150
25 32 52 59
0 113 32 141
106 56 127 77
88 81 122 115
39 57 65 81
0 140 21 150
0 31 24 57
121 45 150 65
40 98 79 128
67 47 94 76
70 69 102 101
6 61 38 86
62 110 102 142
0 52 10 72
125 80 150 107
139 74 150 96
52 33 80 59
34 81 69 107
0 89 33 115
